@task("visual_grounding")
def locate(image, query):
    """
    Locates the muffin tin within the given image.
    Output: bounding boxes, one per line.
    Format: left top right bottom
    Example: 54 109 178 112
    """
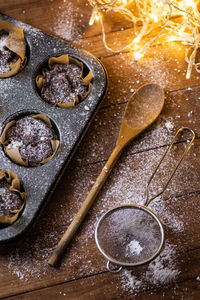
0 14 107 243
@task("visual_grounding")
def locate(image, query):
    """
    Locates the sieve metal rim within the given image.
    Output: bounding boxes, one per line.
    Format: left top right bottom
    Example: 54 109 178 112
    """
95 204 165 268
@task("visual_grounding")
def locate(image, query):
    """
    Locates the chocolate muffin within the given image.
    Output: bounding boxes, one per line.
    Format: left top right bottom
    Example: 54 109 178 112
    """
41 63 88 105
5 116 58 165
0 179 23 217
0 30 20 74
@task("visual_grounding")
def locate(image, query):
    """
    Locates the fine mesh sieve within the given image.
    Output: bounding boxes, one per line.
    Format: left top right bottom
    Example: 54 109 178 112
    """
95 127 195 272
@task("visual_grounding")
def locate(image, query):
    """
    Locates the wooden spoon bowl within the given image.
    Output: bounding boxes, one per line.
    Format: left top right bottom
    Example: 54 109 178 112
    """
118 84 165 147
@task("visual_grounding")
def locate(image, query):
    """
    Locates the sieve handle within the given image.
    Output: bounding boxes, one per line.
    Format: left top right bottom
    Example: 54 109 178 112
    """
48 145 123 267
145 127 196 206
107 261 122 273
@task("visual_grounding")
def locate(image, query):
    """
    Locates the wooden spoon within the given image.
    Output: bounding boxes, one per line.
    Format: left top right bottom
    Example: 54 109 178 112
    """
48 83 165 267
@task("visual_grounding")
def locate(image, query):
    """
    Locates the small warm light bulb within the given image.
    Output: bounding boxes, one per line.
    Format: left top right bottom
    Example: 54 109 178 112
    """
167 35 177 42
133 36 141 43
89 8 97 26
134 52 143 61
150 13 158 23
186 72 191 79
95 14 100 21
185 0 196 8
89 17 94 26
122 0 127 4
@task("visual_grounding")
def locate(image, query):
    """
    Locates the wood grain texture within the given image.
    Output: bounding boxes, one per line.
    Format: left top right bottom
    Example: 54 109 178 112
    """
0 0 200 299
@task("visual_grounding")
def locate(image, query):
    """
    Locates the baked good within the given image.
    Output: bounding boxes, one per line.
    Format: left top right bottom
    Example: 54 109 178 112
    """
0 179 22 217
0 19 26 77
0 170 26 224
41 63 88 105
0 114 59 166
0 30 19 74
36 54 93 107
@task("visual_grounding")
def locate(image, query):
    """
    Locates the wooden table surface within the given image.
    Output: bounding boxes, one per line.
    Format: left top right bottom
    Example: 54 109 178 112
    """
0 1 200 299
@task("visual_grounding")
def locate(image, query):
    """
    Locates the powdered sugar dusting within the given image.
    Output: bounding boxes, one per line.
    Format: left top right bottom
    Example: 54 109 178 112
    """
0 32 11 74
52 2 84 41
0 35 7 52
147 244 180 285
5 228 64 282
0 179 23 216
126 240 143 256
121 243 180 292
165 121 174 131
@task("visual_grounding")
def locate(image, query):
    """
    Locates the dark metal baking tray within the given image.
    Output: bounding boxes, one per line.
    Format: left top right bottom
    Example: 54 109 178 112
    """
0 14 107 243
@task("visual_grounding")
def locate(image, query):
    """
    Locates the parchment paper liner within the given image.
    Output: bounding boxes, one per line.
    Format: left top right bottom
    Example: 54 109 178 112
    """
0 169 26 224
0 114 59 167
36 54 93 107
0 19 26 78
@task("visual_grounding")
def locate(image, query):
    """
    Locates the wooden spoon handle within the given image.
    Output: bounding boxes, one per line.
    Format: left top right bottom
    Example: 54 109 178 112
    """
48 145 123 267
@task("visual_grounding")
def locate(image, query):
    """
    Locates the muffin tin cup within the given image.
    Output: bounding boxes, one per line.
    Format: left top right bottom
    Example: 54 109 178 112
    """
35 54 94 107
0 169 26 225
0 14 107 243
0 113 60 167
0 19 26 78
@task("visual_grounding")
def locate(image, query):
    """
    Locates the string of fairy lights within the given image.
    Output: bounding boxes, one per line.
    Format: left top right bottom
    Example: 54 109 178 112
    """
88 0 200 79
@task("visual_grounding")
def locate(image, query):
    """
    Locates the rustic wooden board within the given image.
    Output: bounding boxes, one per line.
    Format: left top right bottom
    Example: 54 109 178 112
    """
0 141 200 298
0 0 200 299
4 265 200 300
